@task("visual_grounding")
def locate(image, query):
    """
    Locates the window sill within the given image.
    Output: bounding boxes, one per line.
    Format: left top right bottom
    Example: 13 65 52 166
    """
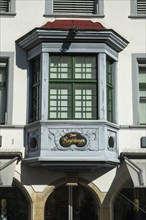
120 125 146 129
0 12 16 16
128 15 146 19
43 14 105 18
0 124 24 128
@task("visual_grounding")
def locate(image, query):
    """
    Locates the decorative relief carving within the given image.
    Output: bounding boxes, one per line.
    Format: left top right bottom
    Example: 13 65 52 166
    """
107 130 117 151
48 128 99 151
28 130 39 151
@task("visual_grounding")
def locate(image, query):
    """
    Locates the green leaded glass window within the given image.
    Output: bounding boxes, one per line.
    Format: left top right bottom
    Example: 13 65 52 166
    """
107 59 113 122
139 62 146 124
49 55 97 119
31 57 40 122
0 60 7 124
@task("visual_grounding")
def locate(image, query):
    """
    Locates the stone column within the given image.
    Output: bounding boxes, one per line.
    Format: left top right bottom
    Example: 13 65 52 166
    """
32 192 45 220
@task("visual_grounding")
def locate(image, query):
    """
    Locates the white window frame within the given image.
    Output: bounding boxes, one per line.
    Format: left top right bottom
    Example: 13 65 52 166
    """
0 0 16 16
0 52 14 125
130 0 146 18
44 0 104 17
132 54 146 125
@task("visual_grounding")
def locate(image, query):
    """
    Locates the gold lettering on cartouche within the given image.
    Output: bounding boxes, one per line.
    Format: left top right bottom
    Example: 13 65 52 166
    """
60 132 87 148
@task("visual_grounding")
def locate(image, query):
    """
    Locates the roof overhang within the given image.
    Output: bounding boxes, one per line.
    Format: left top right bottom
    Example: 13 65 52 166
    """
0 152 22 187
16 20 129 53
119 152 146 188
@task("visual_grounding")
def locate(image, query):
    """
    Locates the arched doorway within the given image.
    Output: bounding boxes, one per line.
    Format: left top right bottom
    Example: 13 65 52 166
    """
114 181 146 220
0 183 29 220
45 184 98 220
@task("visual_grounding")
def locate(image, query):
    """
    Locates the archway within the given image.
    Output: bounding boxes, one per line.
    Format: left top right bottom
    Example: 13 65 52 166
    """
45 184 98 220
0 180 30 220
114 180 146 220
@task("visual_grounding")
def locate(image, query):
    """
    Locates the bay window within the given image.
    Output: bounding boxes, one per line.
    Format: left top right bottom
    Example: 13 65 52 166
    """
30 54 116 122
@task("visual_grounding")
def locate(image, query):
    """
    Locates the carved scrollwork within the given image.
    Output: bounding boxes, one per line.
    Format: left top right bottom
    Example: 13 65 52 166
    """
48 128 98 151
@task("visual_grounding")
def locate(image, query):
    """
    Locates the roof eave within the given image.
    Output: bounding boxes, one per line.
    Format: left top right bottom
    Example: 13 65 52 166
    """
16 28 129 53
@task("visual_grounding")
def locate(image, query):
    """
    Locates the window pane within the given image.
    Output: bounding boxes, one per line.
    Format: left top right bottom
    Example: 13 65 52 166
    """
139 102 146 124
49 55 98 120
74 84 97 119
139 67 146 83
50 56 72 79
74 56 96 79
49 84 72 119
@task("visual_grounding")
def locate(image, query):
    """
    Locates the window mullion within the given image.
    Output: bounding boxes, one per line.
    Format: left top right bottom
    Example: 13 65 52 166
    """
98 53 107 120
72 56 75 119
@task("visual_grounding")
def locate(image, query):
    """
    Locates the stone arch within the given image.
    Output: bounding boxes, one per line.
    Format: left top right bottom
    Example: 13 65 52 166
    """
43 176 101 220
43 176 102 206
0 177 32 220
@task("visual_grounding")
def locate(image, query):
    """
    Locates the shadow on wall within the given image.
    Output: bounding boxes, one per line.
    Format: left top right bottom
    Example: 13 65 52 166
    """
15 44 28 70
21 163 66 185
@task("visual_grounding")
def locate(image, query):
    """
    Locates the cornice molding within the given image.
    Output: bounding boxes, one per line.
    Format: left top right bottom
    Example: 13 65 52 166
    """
16 29 129 53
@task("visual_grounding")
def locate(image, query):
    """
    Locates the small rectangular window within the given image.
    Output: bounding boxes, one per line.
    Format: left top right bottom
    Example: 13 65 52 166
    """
45 0 104 16
0 60 7 124
137 0 146 15
130 0 146 17
0 0 15 14
138 60 146 124
0 0 9 12
53 0 96 14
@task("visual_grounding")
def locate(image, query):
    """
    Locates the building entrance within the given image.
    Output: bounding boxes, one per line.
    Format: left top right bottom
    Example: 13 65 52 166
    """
0 184 29 220
45 185 98 220
114 183 146 220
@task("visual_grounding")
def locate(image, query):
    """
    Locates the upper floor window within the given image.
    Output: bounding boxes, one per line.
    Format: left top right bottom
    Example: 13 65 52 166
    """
0 59 7 124
30 54 115 122
0 0 16 15
0 53 14 125
137 0 146 15
130 0 146 17
49 55 97 119
16 20 128 124
132 54 146 125
138 59 146 124
44 0 104 17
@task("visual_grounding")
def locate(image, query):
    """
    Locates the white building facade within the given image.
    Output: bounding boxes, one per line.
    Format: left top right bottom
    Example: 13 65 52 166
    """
0 1 146 219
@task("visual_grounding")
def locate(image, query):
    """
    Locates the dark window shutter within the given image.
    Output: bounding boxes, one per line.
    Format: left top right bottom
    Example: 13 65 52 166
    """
0 0 9 12
53 0 96 14
137 0 146 15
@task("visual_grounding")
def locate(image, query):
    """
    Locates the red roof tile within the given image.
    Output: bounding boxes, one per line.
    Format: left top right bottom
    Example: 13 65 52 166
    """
42 20 106 30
